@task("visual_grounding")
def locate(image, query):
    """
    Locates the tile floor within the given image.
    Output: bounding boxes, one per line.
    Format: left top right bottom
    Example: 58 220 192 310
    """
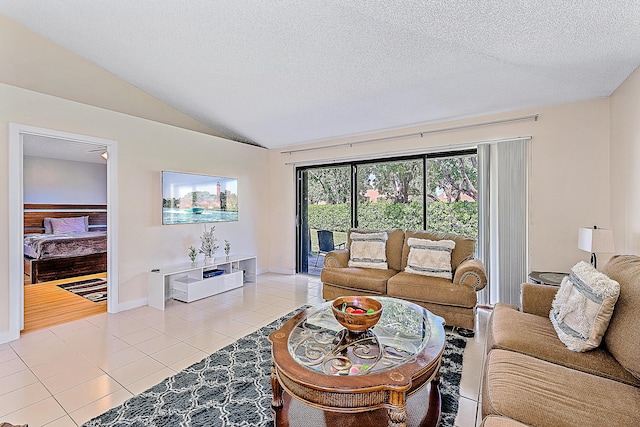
0 273 489 426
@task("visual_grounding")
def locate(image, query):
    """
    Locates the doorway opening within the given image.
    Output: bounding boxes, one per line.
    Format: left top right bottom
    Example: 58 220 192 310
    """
8 124 119 339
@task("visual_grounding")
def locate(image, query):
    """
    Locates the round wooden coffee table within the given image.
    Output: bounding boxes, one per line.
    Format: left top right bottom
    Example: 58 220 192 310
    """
269 297 446 427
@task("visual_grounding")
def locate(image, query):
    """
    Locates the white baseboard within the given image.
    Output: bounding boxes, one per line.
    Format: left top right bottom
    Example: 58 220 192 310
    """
266 267 296 275
112 297 148 313
0 329 20 345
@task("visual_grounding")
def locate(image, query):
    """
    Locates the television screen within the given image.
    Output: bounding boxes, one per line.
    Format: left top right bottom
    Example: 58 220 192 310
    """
162 171 238 225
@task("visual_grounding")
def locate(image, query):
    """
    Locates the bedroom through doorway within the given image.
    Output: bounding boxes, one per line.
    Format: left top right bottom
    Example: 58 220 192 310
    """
21 134 109 332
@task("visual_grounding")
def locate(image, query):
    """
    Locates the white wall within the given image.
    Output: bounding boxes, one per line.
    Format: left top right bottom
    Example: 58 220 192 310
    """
268 98 613 275
610 66 640 255
3 80 636 341
23 156 107 204
0 83 270 338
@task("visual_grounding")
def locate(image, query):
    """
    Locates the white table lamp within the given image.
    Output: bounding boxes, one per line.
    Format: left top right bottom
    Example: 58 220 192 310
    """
578 226 615 269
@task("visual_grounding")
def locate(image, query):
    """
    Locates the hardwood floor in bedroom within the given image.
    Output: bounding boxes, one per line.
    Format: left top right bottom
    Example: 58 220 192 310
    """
23 273 108 333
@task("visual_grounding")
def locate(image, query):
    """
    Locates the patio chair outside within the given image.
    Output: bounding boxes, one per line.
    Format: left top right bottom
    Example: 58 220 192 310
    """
314 230 345 268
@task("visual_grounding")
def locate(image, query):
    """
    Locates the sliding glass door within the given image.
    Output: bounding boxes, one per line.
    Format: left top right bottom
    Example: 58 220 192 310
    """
426 154 478 237
297 165 351 274
355 158 424 230
297 150 478 274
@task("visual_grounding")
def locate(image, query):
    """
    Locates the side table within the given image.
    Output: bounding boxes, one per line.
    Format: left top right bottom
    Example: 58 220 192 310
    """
528 271 568 286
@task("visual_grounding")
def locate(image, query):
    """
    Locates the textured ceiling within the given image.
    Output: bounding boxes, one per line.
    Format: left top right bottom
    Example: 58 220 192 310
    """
23 134 107 164
2 1 640 149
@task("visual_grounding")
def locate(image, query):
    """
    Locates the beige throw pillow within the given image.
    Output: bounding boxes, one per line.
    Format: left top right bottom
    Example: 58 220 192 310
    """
348 232 388 269
550 261 620 352
404 238 456 279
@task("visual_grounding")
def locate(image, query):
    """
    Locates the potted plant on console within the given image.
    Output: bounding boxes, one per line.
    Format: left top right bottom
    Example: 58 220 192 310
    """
199 225 219 265
188 246 198 266
224 239 231 261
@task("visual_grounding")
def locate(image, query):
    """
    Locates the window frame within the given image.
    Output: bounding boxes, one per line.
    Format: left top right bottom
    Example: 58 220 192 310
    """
295 148 477 273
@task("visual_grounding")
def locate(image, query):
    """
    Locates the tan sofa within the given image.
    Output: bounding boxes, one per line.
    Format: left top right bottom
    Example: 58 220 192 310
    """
482 254 640 427
320 228 487 331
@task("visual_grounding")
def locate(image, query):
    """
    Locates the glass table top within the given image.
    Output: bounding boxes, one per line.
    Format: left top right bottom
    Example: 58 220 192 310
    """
287 297 432 376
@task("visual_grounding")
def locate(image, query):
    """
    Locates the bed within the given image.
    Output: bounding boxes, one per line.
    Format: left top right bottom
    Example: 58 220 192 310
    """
23 204 108 284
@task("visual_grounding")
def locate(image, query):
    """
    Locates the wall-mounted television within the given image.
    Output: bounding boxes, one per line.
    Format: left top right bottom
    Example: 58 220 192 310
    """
162 171 238 225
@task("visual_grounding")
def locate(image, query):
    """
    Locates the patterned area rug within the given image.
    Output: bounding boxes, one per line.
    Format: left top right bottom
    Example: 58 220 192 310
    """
82 306 466 427
57 278 108 303
439 332 467 427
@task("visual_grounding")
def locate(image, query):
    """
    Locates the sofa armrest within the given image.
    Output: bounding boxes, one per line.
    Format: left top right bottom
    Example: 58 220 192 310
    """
521 283 559 317
323 249 350 268
453 258 487 291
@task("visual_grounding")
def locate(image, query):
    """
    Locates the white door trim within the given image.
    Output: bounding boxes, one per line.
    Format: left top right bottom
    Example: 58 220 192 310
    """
8 123 119 342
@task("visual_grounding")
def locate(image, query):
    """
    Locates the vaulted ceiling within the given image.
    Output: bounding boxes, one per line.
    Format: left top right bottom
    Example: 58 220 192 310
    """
2 1 640 149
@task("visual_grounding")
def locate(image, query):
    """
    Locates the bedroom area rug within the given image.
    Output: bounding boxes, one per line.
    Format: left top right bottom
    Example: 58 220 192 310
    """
82 307 467 427
57 278 108 303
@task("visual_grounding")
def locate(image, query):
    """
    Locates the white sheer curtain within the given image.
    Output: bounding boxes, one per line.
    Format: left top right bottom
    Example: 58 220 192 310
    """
477 138 530 307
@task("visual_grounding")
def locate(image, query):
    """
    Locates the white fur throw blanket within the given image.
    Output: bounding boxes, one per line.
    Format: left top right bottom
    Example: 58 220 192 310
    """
550 261 620 352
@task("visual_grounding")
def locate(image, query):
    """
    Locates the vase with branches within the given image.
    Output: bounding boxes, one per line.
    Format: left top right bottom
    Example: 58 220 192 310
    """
199 225 219 263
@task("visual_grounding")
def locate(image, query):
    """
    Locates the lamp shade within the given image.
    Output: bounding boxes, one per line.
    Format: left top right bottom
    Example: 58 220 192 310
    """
578 227 615 253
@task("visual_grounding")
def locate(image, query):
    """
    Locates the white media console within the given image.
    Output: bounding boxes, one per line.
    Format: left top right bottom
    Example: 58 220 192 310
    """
148 255 257 310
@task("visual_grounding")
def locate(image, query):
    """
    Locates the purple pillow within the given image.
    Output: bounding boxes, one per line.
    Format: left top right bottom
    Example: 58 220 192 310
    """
50 216 89 234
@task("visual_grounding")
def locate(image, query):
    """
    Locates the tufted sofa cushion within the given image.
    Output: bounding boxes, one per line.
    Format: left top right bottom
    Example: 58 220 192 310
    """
482 349 640 427
481 416 531 427
320 266 398 295
387 272 477 308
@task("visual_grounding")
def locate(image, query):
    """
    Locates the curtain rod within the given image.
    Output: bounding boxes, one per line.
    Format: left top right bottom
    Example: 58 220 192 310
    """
284 136 532 167
281 113 539 155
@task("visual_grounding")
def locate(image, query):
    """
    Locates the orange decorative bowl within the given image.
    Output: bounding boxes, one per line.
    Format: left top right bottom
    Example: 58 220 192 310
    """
331 296 383 333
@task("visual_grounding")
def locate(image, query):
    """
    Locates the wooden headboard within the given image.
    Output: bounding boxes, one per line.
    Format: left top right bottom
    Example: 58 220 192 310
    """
24 204 108 234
